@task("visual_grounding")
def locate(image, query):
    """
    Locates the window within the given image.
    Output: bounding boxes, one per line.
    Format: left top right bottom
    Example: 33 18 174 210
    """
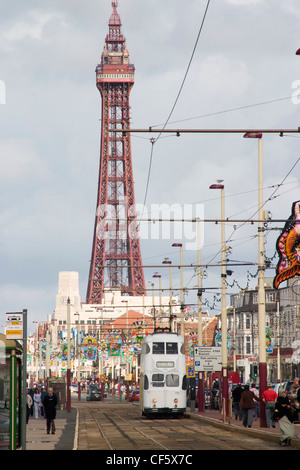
166 374 179 387
152 373 164 381
152 373 164 387
144 374 149 390
166 342 178 354
152 342 164 354
246 336 251 354
266 291 276 303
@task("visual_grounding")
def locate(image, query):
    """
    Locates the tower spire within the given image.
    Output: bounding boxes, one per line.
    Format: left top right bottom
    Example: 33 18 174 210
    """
86 3 146 303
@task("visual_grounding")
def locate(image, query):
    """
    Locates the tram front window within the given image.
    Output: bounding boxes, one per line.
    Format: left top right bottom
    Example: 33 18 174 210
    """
152 342 164 354
166 343 178 354
166 374 179 387
152 373 164 387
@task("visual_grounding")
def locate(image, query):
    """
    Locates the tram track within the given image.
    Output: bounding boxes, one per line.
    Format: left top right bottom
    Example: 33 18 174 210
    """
84 404 169 450
74 401 297 451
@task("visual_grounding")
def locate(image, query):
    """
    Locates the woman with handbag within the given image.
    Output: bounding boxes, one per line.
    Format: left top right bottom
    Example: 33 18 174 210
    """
273 389 297 446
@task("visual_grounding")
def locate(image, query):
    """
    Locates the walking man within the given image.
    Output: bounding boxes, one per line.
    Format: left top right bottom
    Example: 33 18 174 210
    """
42 387 57 434
262 384 278 428
239 384 259 428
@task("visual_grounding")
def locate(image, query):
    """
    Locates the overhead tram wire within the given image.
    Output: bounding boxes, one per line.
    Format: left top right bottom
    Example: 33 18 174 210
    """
151 95 294 128
204 155 300 269
131 127 300 267
142 0 211 210
228 155 300 230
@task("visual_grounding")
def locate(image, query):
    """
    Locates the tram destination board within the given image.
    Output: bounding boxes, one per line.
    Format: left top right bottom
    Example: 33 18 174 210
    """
194 346 222 372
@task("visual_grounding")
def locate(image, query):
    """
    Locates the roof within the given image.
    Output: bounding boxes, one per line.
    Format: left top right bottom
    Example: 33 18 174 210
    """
0 333 23 354
109 3 121 26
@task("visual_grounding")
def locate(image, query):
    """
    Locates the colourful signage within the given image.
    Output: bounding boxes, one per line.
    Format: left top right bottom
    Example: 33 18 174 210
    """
274 200 300 288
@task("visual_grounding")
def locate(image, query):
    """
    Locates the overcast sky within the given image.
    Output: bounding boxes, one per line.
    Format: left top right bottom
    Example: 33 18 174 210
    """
1 0 300 335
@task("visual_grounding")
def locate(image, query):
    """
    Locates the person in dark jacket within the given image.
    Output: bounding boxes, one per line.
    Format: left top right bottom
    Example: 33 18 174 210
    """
239 384 259 428
273 389 296 446
232 384 243 420
42 388 58 434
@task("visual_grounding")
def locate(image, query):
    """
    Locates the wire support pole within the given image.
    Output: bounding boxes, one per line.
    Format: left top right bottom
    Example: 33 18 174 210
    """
93 263 257 269
102 217 292 223
116 127 300 135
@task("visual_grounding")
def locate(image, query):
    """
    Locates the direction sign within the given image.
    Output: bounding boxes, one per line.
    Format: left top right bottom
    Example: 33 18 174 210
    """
194 346 222 372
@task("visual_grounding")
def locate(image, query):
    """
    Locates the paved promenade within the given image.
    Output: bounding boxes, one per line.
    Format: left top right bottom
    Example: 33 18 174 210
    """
20 403 300 451
22 407 77 451
187 407 300 449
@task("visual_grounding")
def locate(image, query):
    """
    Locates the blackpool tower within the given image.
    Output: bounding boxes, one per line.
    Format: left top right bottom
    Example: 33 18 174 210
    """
86 1 146 303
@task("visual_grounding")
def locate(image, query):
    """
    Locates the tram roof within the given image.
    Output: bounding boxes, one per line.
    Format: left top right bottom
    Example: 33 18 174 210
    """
143 331 183 341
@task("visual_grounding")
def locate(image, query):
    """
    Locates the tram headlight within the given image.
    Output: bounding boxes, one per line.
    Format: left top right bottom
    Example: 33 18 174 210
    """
152 398 157 407
174 398 178 403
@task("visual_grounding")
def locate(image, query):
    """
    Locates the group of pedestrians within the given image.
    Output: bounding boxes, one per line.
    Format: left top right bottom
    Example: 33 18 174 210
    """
233 384 260 428
231 379 300 447
26 385 58 435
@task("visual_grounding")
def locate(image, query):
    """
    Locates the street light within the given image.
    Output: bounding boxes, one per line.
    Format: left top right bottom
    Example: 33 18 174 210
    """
153 274 162 319
209 181 228 416
172 243 184 337
66 297 71 413
196 219 205 412
276 299 281 382
243 131 267 427
121 300 130 380
33 321 39 384
74 312 81 401
162 259 173 329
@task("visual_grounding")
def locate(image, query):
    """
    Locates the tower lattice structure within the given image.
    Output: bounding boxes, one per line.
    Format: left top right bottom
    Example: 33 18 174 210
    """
86 1 146 303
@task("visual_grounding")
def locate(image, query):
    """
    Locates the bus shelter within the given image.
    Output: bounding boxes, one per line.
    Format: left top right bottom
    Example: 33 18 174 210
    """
0 333 23 450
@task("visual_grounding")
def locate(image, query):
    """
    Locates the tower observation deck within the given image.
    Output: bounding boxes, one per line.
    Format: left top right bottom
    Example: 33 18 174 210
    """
86 1 146 303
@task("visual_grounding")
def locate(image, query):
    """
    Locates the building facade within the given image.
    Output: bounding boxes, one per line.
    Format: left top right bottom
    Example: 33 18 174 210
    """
227 277 300 383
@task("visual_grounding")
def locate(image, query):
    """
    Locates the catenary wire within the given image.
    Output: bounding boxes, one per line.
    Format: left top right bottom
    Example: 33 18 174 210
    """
142 0 211 210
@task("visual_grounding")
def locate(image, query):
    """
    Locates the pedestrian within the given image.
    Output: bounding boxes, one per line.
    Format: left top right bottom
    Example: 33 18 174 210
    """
40 387 47 417
250 383 259 420
297 381 300 421
232 384 243 420
239 384 259 428
273 388 297 446
33 388 42 419
42 387 57 434
29 387 34 416
261 384 278 428
291 377 299 397
211 378 219 410
291 377 300 421
26 389 33 424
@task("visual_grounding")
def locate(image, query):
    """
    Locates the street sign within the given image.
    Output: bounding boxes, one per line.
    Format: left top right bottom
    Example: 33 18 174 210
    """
194 346 222 372
6 312 23 340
